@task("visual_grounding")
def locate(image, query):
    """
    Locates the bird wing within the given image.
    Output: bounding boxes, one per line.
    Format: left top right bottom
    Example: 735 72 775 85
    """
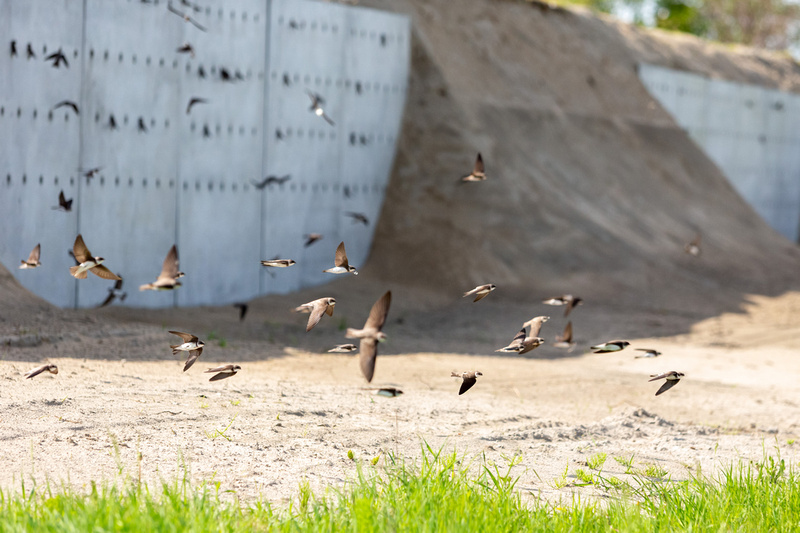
25 365 48 379
90 265 122 280
27 244 40 263
542 297 565 306
654 379 679 396
364 291 391 331
473 153 484 174
72 235 91 263
473 291 490 302
459 376 477 395
205 364 235 373
98 291 116 308
209 371 236 381
359 338 378 382
648 371 675 382
525 316 548 337
183 348 202 371
334 241 349 269
305 301 328 332
508 328 526 348
169 331 197 343
159 245 180 280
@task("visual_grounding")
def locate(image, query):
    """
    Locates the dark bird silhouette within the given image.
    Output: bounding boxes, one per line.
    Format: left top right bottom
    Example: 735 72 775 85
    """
304 233 322 247
99 278 127 308
82 167 102 181
252 175 291 190
26 43 35 59
233 302 248 321
53 100 79 115
346 212 369 226
220 67 233 82
186 97 207 114
452 371 482 395
167 2 207 31
52 190 73 211
45 48 68 68
176 43 195 57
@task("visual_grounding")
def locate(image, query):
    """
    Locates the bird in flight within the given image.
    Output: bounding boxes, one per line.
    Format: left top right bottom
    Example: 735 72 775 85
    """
186 97 208 114
304 233 323 247
346 212 369 226
323 241 358 275
176 42 195 57
542 294 583 317
98 278 127 307
69 234 122 281
451 371 482 395
24 364 58 379
460 153 486 182
346 291 391 383
52 190 73 212
463 284 496 302
205 364 241 381
19 244 41 269
307 90 335 126
591 340 630 354
260 258 296 268
635 348 661 359
45 48 68 68
53 100 79 115
294 297 336 332
169 331 205 371
685 233 701 256
496 316 549 355
328 344 357 353
552 321 575 350
82 167 102 182
139 245 183 291
233 302 248 321
649 371 684 396
252 175 291 189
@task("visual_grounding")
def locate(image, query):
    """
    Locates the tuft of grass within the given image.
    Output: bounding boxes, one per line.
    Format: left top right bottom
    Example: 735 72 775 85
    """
2 445 800 532
587 452 607 471
614 454 636 474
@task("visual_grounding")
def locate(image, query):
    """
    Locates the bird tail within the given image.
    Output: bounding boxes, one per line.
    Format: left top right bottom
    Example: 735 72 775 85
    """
139 283 153 291
69 265 87 279
450 372 461 378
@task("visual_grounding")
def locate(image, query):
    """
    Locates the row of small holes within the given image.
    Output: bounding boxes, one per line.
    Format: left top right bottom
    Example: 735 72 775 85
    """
6 174 75 186
126 0 262 22
8 42 79 59
189 122 260 138
276 16 404 47
272 71 404 94
649 83 786 110
87 50 259 81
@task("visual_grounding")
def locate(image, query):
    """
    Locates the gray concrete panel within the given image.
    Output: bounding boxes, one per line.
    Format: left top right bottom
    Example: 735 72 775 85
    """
639 63 800 242
0 0 83 307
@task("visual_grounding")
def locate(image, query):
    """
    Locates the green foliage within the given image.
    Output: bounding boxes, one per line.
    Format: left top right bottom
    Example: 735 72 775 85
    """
587 452 607 471
2 446 800 532
654 0 709 36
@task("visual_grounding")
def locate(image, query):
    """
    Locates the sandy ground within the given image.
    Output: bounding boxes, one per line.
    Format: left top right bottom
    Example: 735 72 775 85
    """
2 287 799 505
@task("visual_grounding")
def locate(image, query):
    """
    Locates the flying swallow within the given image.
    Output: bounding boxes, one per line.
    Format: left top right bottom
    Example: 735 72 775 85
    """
10 40 17 57
523 315 550 337
26 43 35 59
205 364 241 381
24 364 58 379
168 331 205 371
98 278 127 307
307 90 335 126
542 295 583 317
591 340 630 354
328 344 357 353
323 241 358 275
260 259 296 267
167 2 207 31
233 302 248 321
552 321 575 350
685 233 701 256
52 190 73 211
19 244 41 269
252 175 291 189
82 167 102 181
496 318 548 355
460 153 486 182
649 371 684 396
452 371 482 395
53 100 79 115
294 297 336 332
45 48 68 68
346 291 391 383
635 348 661 359
186 97 208 114
304 233 323 247
69 234 122 280
176 42 195 57
139 245 183 290
346 212 369 226
373 387 403 397
463 284 496 302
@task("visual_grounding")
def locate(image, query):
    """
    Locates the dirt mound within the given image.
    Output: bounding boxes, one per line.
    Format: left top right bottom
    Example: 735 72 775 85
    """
362 0 800 314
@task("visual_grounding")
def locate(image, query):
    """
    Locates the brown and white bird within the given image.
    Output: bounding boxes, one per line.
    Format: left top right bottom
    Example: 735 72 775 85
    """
684 234 701 256
293 297 336 332
553 321 575 350
98 278 127 307
52 190 73 211
24 364 58 379
542 295 583 317
304 233 323 247
463 284 496 302
260 259 296 268
635 348 661 359
373 387 403 398
460 153 486 182
323 241 358 275
139 245 183 291
451 371 482 395
328 344 357 353
496 316 549 355
649 371 684 396
69 235 122 280
591 340 630 354
19 244 41 269
205 364 241 382
346 291 391 383
169 331 205 371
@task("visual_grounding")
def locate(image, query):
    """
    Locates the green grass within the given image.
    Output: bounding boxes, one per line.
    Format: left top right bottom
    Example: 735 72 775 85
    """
2 446 799 532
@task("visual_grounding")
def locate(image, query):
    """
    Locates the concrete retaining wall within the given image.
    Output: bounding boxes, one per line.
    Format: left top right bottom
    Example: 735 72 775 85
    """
639 63 800 242
0 0 410 308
